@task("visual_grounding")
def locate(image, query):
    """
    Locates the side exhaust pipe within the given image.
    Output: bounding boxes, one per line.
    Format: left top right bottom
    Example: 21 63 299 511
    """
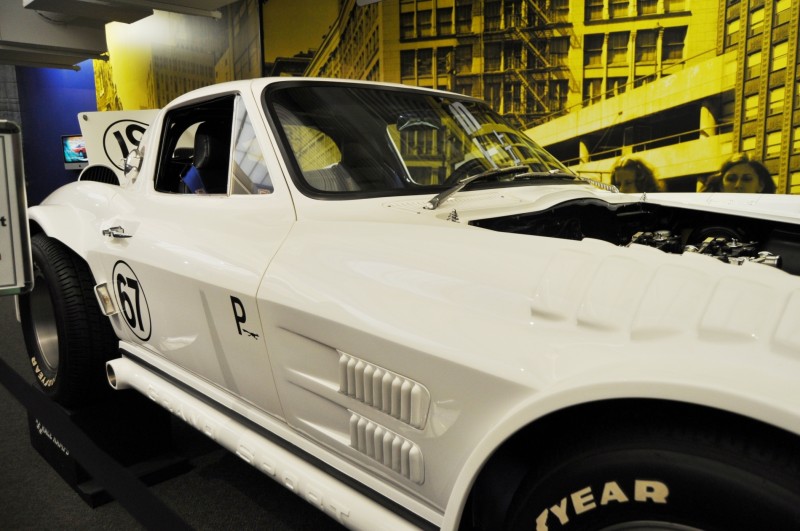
105 358 422 531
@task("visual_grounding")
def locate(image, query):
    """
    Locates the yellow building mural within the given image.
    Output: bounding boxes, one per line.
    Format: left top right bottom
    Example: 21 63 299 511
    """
91 0 799 193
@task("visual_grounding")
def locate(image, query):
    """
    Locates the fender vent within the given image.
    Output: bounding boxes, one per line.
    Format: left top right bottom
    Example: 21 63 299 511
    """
338 351 430 429
349 412 424 484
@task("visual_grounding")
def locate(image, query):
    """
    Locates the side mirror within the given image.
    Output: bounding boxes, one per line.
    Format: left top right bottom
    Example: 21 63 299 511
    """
122 147 143 185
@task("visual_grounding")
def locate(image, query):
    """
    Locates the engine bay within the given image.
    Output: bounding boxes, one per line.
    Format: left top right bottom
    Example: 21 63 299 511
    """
471 199 800 276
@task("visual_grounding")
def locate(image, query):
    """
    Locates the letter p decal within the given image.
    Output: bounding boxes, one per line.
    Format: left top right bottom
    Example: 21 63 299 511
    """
231 296 246 335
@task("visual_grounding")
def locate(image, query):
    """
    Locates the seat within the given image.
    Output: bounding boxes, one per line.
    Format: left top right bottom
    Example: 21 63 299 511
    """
303 165 360 192
192 121 230 193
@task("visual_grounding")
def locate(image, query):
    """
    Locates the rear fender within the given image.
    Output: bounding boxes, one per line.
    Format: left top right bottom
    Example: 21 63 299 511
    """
27 201 108 283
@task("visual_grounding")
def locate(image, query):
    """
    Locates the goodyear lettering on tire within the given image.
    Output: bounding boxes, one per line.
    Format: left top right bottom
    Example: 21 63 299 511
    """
536 480 669 530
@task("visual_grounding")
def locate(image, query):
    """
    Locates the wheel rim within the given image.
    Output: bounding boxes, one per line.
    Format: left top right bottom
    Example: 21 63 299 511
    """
29 269 60 371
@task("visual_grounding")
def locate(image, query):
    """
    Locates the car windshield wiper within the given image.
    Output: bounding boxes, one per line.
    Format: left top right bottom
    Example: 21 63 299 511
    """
424 166 576 210
424 166 527 210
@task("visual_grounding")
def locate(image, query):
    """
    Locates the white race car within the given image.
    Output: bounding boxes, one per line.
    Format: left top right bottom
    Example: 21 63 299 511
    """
18 78 800 530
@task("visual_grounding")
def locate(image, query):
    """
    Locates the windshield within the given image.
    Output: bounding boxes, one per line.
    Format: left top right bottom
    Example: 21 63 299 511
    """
265 82 573 197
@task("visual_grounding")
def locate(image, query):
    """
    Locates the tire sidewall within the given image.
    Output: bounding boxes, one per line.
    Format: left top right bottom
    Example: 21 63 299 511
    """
19 234 115 407
20 236 69 397
506 445 800 531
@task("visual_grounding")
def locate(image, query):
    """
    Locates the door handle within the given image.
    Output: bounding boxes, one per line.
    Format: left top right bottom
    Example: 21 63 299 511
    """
102 226 132 239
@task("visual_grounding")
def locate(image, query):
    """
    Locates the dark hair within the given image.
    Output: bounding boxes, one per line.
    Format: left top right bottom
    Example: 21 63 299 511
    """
610 156 662 192
702 152 775 193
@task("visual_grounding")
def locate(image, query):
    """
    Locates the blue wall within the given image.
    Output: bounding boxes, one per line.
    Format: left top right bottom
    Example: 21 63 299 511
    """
16 60 96 205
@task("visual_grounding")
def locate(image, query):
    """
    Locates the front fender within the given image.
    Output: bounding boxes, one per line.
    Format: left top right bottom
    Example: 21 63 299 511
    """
28 181 118 275
441 356 800 530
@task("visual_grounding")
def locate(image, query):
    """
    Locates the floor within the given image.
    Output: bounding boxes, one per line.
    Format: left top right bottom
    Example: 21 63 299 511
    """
0 295 344 530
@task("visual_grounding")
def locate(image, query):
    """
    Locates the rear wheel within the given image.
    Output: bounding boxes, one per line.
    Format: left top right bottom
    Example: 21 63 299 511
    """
502 412 800 531
19 234 118 407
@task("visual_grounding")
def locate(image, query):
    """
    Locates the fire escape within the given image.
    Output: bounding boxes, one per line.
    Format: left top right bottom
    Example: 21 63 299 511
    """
509 0 573 127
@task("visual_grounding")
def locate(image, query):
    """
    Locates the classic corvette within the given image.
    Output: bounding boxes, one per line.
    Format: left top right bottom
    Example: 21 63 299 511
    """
18 78 800 530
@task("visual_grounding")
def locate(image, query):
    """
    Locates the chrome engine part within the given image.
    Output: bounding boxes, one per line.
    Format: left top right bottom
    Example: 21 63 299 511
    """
630 231 781 268
471 199 799 275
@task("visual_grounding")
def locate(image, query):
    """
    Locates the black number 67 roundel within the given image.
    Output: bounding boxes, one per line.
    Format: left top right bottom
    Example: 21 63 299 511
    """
112 261 152 341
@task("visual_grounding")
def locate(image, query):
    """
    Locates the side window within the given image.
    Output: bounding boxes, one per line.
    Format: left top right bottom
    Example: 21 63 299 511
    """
231 96 273 195
154 96 234 194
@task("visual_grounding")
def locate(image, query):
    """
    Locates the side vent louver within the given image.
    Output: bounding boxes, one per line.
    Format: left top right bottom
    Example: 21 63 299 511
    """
338 351 430 429
349 411 424 484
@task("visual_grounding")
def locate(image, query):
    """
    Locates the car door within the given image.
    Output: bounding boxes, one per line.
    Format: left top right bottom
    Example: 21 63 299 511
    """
96 93 294 418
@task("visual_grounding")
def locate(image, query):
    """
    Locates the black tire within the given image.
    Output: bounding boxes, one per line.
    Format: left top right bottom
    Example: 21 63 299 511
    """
19 233 118 408
502 411 800 531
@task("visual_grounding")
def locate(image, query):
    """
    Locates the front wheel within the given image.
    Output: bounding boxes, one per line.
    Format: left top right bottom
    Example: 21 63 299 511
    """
501 411 800 530
19 233 118 407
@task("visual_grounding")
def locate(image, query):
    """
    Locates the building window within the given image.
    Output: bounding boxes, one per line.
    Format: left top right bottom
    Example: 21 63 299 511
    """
437 7 454 36
437 47 453 76
504 0 522 28
765 131 782 158
608 32 629 64
504 82 521 113
505 42 522 70
549 37 569 66
772 41 788 72
401 12 414 39
552 0 569 21
418 49 433 76
485 42 502 71
456 45 472 73
744 94 759 120
584 78 602 106
636 30 657 63
610 0 629 19
791 171 800 194
749 8 764 36
455 82 471 97
417 10 432 37
485 0 501 30
797 82 800 109
486 81 501 110
456 3 472 33
726 18 740 47
768 86 785 115
742 136 756 152
662 27 687 62
746 51 761 79
664 0 686 12
608 77 628 97
401 50 415 78
774 0 791 26
792 126 800 154
549 80 568 110
585 34 604 66
638 0 657 15
586 0 603 21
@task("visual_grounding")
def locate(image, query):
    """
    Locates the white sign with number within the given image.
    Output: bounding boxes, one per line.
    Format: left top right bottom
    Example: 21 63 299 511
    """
0 120 32 296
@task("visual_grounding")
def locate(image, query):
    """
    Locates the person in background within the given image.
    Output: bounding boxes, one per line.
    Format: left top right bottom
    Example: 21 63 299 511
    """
610 156 663 193
701 152 776 193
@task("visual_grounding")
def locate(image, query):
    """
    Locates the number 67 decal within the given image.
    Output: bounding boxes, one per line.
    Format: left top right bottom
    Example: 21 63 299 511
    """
112 261 152 341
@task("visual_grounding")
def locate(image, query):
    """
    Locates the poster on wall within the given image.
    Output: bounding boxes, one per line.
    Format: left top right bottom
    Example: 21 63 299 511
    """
94 0 340 110
96 0 263 111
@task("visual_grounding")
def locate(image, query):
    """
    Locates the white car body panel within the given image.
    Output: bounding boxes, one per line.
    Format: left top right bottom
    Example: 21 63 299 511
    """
25 77 800 529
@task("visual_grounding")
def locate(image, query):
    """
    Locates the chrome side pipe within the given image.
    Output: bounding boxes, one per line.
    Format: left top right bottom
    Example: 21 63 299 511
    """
105 358 421 531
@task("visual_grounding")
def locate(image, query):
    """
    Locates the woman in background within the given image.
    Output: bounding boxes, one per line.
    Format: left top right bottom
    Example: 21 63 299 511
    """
610 156 663 193
701 152 776 193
